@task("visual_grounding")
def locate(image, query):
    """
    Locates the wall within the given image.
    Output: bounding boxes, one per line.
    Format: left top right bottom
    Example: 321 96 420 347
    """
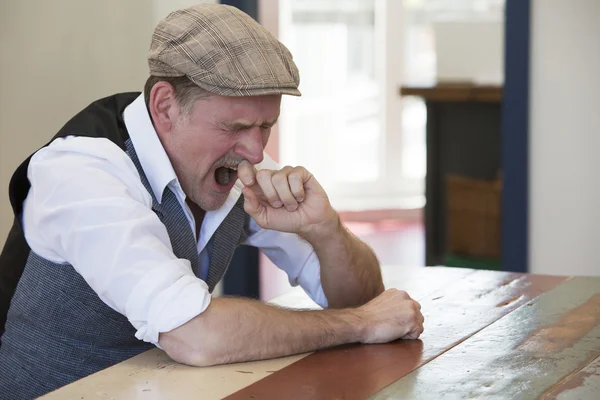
0 0 215 243
529 0 600 276
434 20 504 84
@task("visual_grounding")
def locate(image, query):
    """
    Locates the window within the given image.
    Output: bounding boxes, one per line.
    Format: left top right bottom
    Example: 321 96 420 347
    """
275 0 504 211
277 0 422 211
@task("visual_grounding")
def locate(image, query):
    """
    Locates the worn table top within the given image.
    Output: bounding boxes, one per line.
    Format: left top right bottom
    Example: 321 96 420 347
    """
41 266 600 400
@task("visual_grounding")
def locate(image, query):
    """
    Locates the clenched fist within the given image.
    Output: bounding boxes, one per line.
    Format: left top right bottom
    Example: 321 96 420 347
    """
357 288 424 342
238 160 338 238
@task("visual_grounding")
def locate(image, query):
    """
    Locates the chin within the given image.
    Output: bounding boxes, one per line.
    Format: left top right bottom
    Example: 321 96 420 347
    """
195 193 229 211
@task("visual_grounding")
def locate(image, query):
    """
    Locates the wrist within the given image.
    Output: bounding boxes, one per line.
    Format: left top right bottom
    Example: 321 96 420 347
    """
299 211 343 246
336 307 366 343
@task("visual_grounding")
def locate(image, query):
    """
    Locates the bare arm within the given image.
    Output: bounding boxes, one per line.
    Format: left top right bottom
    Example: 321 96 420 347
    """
160 297 359 366
301 216 384 308
160 289 422 367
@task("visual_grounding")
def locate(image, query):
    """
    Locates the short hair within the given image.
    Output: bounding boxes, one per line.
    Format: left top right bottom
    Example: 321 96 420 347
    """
143 75 211 115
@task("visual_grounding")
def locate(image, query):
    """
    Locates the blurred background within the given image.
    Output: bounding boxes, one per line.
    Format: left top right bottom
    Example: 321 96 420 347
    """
1 0 598 301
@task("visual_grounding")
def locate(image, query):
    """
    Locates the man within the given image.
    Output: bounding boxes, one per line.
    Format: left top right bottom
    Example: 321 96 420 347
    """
0 4 424 398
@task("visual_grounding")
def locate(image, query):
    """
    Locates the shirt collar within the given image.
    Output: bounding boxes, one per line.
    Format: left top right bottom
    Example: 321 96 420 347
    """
123 94 178 203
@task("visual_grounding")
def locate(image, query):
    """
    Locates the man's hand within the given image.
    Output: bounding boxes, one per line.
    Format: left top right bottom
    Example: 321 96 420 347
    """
238 160 337 239
357 289 424 342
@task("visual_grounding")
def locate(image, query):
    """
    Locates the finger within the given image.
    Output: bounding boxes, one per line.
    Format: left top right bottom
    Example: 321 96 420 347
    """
396 290 410 300
417 320 425 335
405 324 423 340
242 186 264 221
413 326 424 339
256 169 282 208
272 167 299 211
288 167 308 202
238 160 257 187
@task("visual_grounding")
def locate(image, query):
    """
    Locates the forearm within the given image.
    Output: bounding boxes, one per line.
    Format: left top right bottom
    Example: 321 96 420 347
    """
302 215 384 309
159 297 363 367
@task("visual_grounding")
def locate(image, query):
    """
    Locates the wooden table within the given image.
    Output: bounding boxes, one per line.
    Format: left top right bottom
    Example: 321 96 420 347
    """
41 266 600 399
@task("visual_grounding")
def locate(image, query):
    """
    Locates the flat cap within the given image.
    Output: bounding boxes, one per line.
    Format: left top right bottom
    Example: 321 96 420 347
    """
148 4 301 97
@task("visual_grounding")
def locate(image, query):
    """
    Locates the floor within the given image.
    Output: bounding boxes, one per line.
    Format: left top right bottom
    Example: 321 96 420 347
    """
260 219 425 301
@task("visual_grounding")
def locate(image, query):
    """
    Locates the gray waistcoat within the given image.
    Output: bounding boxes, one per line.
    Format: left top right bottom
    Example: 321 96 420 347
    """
0 138 247 399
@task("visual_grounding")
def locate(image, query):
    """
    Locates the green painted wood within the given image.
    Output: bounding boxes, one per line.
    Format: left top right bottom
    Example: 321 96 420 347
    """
226 269 565 400
543 355 600 400
370 277 600 400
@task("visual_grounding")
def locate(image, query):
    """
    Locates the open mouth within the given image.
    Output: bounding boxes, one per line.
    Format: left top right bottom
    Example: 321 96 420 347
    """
215 166 238 187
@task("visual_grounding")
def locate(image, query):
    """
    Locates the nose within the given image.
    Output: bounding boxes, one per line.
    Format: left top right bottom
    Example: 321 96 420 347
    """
234 126 266 165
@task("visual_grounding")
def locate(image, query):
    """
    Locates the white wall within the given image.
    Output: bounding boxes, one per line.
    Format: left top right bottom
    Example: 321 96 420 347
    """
0 0 215 242
434 20 504 84
529 0 600 276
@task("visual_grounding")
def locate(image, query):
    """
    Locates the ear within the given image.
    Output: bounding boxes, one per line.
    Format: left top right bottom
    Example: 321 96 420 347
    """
148 81 182 135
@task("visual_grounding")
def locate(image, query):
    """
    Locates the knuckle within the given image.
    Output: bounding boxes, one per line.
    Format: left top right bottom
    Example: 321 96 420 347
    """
256 169 272 182
271 172 287 185
293 166 310 179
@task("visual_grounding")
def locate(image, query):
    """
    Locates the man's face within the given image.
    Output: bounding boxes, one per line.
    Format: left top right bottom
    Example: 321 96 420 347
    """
163 94 281 211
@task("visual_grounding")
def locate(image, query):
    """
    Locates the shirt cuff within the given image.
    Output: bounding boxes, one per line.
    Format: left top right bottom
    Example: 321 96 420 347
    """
293 250 329 309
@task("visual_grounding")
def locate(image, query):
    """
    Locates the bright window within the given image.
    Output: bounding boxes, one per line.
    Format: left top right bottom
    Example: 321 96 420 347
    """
275 0 504 211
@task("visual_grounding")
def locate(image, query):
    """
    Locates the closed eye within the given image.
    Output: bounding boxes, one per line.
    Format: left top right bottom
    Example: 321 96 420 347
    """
217 120 277 133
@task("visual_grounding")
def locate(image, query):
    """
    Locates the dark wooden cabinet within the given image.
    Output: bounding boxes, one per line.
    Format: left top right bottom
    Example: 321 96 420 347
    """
400 83 503 266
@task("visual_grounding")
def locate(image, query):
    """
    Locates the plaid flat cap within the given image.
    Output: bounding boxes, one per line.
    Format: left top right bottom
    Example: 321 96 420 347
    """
148 4 301 97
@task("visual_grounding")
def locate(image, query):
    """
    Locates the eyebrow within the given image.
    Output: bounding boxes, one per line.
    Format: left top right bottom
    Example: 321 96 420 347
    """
219 117 279 131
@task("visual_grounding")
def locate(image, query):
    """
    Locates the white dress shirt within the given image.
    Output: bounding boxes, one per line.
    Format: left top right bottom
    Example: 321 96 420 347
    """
21 94 327 345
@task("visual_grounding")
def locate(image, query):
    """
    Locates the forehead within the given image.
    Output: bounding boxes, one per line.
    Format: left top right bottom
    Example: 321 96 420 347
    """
196 94 282 123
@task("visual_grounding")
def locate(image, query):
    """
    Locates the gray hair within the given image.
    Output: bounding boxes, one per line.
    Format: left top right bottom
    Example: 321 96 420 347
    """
143 75 211 116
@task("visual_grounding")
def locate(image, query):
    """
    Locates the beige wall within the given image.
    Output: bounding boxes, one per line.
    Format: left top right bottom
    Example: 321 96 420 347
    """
529 0 600 276
0 0 215 242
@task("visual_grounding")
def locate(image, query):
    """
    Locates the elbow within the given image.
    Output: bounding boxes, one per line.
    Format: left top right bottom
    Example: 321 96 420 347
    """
158 300 233 367
173 351 220 368
160 331 219 367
